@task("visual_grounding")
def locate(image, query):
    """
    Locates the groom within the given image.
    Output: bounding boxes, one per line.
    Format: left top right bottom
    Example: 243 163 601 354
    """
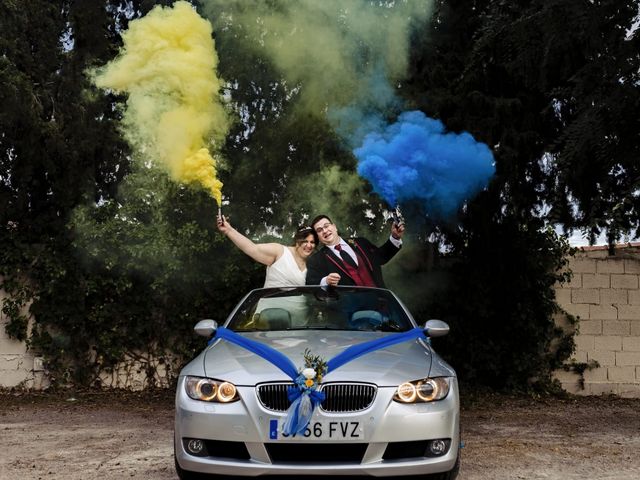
305 214 405 288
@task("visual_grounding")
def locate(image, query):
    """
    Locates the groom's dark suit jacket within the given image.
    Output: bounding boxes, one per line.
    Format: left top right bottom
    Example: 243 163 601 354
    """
305 237 400 288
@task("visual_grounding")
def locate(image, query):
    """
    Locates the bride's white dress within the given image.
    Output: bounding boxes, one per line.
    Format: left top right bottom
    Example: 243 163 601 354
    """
258 247 308 327
263 247 306 287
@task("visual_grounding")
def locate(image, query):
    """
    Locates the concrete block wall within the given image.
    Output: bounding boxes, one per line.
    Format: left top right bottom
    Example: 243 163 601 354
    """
554 243 640 397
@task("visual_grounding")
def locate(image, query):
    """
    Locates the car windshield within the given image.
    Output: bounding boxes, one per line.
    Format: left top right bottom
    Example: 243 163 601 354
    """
227 286 414 332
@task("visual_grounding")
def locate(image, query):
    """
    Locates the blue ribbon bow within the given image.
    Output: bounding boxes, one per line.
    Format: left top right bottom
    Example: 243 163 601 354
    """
283 381 326 436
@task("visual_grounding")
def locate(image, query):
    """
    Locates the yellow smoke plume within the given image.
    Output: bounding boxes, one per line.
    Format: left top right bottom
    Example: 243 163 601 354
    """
92 1 229 205
201 0 433 113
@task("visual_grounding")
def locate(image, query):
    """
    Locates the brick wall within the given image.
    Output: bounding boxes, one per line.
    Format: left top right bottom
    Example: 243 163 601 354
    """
553 244 640 397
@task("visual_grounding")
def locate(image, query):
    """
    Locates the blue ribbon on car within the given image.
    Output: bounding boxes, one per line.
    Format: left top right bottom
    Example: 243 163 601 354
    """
209 327 298 379
326 327 428 372
209 326 427 436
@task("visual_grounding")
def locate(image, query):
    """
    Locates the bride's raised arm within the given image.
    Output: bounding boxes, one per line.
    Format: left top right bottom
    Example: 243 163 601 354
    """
217 215 283 266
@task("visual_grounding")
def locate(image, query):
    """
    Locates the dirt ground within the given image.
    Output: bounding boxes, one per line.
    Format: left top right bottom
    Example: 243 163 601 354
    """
1 390 639 480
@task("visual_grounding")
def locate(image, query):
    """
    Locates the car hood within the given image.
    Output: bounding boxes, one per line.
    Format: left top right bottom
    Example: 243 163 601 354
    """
197 330 454 387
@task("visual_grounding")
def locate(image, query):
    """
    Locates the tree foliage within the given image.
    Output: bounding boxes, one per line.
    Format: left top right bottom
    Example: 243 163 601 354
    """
1 0 639 390
410 0 640 242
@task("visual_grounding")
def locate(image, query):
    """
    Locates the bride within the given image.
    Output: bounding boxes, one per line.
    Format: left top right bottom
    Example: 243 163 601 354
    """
217 215 317 328
216 215 317 287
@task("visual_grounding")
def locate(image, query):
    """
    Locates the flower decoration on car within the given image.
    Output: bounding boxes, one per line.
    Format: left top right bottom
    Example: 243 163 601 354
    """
303 349 327 383
282 349 327 436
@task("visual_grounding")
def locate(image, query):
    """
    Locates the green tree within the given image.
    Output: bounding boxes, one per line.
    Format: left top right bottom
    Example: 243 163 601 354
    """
1 0 128 380
410 0 640 242
401 0 639 389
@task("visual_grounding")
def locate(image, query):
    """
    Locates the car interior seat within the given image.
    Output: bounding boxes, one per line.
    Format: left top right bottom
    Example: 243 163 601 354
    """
257 308 292 330
350 310 384 330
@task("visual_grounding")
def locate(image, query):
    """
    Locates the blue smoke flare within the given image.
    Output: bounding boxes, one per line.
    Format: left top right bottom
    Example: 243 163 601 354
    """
354 110 496 220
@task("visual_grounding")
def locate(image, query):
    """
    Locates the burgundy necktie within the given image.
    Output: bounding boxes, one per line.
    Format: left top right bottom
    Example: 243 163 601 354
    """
335 244 357 268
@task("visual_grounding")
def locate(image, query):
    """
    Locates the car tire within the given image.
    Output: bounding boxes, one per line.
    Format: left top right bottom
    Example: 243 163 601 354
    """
426 451 460 480
175 455 206 480
174 453 235 480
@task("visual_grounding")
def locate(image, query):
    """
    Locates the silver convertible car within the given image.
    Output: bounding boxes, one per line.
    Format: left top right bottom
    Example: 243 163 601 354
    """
174 286 460 479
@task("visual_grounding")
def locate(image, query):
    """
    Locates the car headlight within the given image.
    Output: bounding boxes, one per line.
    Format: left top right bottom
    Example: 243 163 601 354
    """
393 377 450 403
185 376 240 403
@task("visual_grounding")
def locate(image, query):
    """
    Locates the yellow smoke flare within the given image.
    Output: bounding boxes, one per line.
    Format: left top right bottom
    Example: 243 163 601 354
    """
92 1 229 205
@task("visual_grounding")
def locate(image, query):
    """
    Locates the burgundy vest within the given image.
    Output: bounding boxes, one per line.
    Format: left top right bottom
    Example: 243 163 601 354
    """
330 243 377 287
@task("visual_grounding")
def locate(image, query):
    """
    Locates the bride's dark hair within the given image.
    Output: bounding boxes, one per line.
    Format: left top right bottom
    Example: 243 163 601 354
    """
293 226 318 246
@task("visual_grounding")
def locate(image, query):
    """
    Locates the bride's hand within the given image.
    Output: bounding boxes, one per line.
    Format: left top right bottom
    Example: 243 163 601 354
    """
217 214 231 234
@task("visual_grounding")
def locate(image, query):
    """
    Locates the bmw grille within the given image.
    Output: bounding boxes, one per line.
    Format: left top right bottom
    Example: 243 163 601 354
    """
257 382 377 413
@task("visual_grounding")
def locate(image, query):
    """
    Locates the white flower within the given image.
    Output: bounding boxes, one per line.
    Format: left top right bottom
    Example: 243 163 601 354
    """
302 368 316 379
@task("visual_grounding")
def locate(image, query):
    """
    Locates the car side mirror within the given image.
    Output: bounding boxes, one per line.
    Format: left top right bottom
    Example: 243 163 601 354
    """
423 319 449 338
194 319 218 338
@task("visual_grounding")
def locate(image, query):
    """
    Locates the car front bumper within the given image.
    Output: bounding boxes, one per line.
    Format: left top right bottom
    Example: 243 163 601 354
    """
174 376 460 477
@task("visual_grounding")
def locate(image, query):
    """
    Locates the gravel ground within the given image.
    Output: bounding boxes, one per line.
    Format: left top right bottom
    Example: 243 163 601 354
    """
1 390 639 479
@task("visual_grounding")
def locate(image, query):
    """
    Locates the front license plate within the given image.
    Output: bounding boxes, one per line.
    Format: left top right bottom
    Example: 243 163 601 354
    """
268 419 363 441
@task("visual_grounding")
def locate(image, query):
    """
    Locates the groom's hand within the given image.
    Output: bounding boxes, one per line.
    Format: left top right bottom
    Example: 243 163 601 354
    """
327 273 341 287
391 222 405 240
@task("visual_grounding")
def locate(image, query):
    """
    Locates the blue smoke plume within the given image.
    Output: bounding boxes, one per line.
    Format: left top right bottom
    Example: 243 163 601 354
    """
354 110 496 220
